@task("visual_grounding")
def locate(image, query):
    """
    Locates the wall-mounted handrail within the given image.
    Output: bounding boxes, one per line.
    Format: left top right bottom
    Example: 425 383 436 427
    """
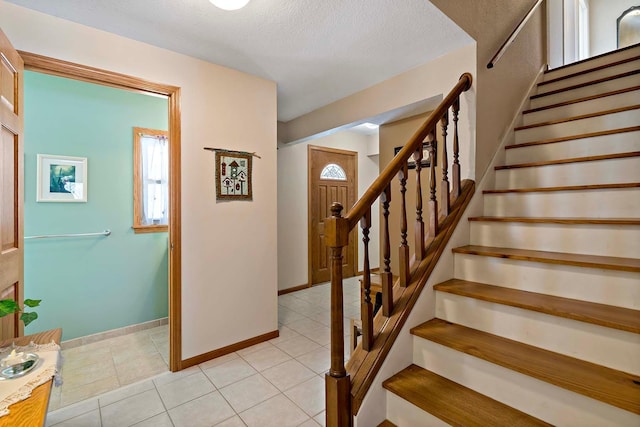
24 230 111 240
487 0 544 69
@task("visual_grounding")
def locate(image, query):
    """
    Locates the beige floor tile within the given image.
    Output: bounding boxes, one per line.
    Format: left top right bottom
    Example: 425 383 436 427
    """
269 325 300 345
298 419 321 427
296 347 331 374
274 335 322 358
100 389 165 427
302 325 331 346
60 376 120 407
61 359 117 389
214 415 247 426
46 398 98 426
236 341 273 357
198 352 238 370
62 348 112 371
286 319 327 336
241 345 291 372
284 376 325 417
203 357 257 388
115 352 168 385
168 392 235 427
153 365 202 387
219 374 279 413
51 409 101 427
313 411 326 426
111 340 159 364
61 340 111 357
261 359 315 392
98 379 155 407
239 394 309 427
157 371 216 409
278 307 307 325
132 412 174 427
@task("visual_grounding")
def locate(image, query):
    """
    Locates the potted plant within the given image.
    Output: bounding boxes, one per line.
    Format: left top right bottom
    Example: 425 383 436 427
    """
0 299 41 327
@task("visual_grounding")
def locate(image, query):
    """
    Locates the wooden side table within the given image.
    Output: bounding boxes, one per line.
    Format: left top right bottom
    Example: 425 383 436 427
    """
0 328 62 427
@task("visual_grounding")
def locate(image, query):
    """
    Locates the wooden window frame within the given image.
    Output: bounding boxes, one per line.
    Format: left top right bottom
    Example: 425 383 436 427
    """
133 127 169 233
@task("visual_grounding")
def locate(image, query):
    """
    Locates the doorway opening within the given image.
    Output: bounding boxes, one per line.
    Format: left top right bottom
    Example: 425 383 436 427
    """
20 51 182 409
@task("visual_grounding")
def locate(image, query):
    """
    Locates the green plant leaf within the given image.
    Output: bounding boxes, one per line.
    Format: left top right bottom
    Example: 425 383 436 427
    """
20 312 38 327
23 299 42 308
0 299 20 317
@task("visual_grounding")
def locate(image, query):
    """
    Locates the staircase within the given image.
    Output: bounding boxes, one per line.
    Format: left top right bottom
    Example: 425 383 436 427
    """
381 46 640 426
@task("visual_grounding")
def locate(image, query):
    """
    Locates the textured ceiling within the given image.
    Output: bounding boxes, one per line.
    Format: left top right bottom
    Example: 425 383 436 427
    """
6 0 472 121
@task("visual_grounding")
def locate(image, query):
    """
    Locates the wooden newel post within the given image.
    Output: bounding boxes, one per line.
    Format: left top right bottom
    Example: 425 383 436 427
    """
324 202 352 427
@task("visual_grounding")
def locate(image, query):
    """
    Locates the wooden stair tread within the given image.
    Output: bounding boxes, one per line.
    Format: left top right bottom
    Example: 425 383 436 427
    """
411 319 640 414
434 279 640 333
483 182 640 194
531 69 640 100
495 151 640 170
515 104 640 131
505 126 640 150
377 421 397 427
524 85 640 115
452 245 640 272
468 216 640 225
540 55 640 86
383 364 551 427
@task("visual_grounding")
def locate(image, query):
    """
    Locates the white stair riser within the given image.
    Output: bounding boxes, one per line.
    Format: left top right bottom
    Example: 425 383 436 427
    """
537 60 640 94
530 74 640 109
412 339 639 427
386 392 449 427
483 188 640 217
515 109 640 144
435 293 640 375
454 253 640 310
495 157 640 189
469 222 640 258
544 47 640 81
506 131 640 163
523 89 640 125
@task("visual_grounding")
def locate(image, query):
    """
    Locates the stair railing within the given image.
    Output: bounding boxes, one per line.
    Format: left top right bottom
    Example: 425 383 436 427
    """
325 73 473 426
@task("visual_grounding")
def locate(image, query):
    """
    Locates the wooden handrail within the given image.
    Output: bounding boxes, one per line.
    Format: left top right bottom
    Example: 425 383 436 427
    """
325 72 473 426
345 73 472 229
487 0 544 69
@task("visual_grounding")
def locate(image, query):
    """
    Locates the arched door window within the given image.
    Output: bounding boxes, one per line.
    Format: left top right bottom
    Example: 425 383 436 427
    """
320 163 347 180
618 6 640 48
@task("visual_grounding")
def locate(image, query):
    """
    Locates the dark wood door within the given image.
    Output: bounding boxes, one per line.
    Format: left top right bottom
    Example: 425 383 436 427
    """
0 28 24 339
308 146 357 285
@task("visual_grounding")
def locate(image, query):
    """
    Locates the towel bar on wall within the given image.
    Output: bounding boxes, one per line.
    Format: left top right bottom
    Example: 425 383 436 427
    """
24 230 111 240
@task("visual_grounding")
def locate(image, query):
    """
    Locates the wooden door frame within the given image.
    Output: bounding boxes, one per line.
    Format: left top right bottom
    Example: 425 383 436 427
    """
307 145 358 286
19 51 183 372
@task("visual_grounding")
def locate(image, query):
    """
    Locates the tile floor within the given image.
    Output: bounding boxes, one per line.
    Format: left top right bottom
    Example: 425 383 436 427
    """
46 277 362 426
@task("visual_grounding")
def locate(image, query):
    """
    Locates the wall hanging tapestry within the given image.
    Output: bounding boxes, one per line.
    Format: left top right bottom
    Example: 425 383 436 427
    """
204 148 256 201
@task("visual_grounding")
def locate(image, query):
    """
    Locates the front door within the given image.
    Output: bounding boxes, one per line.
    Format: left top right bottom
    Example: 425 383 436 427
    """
308 146 357 285
0 28 24 339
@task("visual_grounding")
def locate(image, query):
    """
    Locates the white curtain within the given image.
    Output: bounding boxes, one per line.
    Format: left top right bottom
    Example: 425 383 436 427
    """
141 134 169 225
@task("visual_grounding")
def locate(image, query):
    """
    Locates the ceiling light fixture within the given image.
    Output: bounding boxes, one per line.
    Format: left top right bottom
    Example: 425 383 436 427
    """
209 0 250 10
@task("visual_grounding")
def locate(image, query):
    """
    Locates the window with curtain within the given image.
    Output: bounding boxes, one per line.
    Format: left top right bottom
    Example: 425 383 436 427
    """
133 127 169 233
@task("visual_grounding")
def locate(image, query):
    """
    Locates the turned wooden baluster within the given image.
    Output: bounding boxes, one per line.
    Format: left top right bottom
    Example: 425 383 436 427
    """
427 131 439 237
440 110 450 217
452 97 461 199
324 202 352 427
360 208 373 351
380 185 393 316
414 143 425 260
398 163 410 287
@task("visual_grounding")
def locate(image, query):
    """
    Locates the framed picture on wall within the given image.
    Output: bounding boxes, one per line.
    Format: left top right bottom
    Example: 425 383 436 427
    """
37 154 88 202
393 141 437 170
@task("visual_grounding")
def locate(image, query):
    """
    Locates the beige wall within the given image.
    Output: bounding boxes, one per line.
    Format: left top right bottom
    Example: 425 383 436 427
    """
281 44 477 179
590 0 638 55
277 131 380 291
0 1 278 360
430 0 546 179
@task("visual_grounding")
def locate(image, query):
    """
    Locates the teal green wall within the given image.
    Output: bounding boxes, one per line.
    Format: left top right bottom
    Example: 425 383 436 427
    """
23 71 169 341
